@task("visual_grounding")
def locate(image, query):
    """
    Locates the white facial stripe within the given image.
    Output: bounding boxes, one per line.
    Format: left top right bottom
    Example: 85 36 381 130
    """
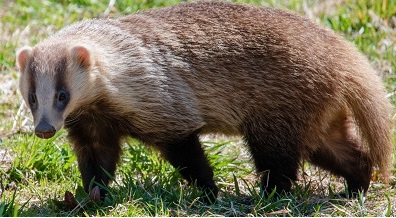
33 72 64 132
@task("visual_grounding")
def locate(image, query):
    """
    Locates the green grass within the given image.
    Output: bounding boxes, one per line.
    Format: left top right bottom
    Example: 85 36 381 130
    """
1 0 395 216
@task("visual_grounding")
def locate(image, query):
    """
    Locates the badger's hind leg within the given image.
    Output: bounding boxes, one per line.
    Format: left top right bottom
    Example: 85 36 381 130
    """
159 133 218 203
242 120 302 195
308 110 372 197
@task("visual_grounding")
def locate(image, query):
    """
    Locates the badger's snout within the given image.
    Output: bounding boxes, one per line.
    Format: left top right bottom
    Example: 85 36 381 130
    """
35 119 56 139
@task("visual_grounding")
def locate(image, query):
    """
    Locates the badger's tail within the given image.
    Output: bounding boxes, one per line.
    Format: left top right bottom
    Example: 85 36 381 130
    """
345 74 393 182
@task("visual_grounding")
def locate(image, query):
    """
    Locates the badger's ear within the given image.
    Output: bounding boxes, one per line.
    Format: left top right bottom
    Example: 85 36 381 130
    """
16 46 32 73
69 45 92 70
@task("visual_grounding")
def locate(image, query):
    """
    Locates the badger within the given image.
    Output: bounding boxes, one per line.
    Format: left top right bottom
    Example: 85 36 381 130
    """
16 1 393 202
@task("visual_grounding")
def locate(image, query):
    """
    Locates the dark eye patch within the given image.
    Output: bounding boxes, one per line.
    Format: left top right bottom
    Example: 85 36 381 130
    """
28 90 38 111
55 88 69 111
27 58 38 112
54 57 70 111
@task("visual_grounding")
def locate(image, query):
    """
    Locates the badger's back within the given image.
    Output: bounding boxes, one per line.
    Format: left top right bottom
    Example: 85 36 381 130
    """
113 2 381 135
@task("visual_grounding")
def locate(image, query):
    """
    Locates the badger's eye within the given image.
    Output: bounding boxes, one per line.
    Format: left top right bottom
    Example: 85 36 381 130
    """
58 91 67 102
55 90 69 111
28 92 37 109
28 93 36 104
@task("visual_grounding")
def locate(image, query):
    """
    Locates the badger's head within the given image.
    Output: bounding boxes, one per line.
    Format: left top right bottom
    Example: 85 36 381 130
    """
16 44 95 139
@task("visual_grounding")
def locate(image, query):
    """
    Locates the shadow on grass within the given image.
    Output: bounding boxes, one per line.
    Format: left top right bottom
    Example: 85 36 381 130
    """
18 179 353 217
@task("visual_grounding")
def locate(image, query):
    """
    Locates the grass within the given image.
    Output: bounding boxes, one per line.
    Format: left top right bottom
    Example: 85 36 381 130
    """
0 0 395 216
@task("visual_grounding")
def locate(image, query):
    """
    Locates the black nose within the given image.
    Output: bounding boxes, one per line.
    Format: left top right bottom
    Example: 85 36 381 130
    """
35 119 56 139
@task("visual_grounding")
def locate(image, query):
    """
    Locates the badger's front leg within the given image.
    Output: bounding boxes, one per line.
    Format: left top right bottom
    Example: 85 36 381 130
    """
68 126 122 200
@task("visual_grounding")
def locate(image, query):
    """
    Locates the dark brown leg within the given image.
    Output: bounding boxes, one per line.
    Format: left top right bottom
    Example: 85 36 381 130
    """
242 120 301 195
247 140 300 195
159 133 218 203
309 113 372 197
68 126 122 199
309 147 371 197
